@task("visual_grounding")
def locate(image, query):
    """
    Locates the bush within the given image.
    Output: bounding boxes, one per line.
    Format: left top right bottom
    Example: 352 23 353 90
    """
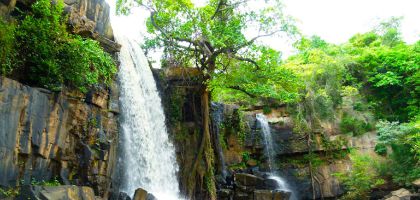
333 151 385 200
375 120 420 186
339 114 372 136
0 0 116 92
0 18 17 75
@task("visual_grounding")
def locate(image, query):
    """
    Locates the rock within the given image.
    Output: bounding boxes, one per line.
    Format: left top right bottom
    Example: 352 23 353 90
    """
247 159 258 167
236 173 264 187
18 185 96 200
133 188 148 200
264 178 280 190
92 32 121 53
0 77 119 197
413 179 420 188
254 189 291 200
218 189 233 198
66 0 114 40
86 88 109 109
234 191 249 200
384 188 412 200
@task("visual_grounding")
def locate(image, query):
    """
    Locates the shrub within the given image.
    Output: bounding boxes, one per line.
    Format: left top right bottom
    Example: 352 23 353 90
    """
339 114 372 136
0 0 116 92
333 151 385 200
375 120 420 186
0 18 17 75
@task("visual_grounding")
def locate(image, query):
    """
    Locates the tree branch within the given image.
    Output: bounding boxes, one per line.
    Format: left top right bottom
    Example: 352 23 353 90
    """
232 55 260 69
150 11 198 46
228 86 256 98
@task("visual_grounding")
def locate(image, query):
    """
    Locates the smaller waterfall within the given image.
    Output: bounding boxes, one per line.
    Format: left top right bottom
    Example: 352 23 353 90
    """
211 102 227 178
256 113 297 200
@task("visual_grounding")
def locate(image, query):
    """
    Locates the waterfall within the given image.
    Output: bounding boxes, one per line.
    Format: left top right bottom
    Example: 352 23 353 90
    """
256 113 297 200
109 5 182 200
211 102 227 179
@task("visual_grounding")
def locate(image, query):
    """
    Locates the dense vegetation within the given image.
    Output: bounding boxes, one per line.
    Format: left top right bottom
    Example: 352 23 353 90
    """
284 19 419 198
0 0 116 92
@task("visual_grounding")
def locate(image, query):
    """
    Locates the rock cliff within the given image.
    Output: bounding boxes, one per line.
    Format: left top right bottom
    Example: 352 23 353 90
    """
0 77 119 198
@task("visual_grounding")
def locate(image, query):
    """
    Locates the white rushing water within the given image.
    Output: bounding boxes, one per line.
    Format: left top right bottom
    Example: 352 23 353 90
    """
256 113 297 200
109 4 182 200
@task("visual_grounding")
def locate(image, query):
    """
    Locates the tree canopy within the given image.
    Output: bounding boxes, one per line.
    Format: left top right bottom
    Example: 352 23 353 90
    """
117 0 300 104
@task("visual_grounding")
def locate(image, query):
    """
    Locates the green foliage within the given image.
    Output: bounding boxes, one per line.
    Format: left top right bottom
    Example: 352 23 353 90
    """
31 177 61 186
262 106 272 114
0 0 116 92
345 23 419 121
375 120 420 186
333 151 385 200
0 18 17 75
0 187 19 198
120 0 300 105
339 114 373 136
241 151 251 162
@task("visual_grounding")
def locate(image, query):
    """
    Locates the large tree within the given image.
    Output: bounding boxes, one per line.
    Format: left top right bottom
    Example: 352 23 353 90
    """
117 0 300 198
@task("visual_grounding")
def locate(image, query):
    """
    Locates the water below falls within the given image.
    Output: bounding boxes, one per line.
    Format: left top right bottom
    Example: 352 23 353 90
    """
256 113 297 200
109 8 182 200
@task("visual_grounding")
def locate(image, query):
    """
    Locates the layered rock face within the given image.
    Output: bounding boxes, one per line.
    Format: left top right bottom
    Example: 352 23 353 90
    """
221 107 379 199
0 77 119 198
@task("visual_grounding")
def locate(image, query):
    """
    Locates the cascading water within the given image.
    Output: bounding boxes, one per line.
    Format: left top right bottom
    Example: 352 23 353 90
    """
109 4 182 200
256 113 297 200
211 102 227 179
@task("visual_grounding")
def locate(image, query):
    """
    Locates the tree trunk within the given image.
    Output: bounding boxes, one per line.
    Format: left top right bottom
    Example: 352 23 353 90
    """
188 85 216 200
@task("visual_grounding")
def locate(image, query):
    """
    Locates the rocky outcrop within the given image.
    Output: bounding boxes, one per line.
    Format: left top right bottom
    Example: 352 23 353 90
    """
0 77 119 198
382 188 420 200
64 0 114 40
214 106 379 199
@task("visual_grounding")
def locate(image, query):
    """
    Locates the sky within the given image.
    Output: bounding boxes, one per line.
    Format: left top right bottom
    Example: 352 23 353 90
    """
113 0 420 61
282 0 420 44
193 0 420 57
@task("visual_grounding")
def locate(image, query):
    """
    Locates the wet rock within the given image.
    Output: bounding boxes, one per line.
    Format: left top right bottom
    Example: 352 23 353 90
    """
132 188 157 200
117 192 131 200
264 178 280 190
218 188 233 198
18 185 96 200
133 188 148 200
234 191 249 200
253 189 291 200
236 173 264 187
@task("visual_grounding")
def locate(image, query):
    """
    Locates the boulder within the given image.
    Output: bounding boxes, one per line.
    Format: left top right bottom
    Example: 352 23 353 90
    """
132 188 156 200
236 173 264 187
247 159 258 167
133 188 148 200
117 192 131 200
384 188 412 200
18 185 96 200
413 179 420 188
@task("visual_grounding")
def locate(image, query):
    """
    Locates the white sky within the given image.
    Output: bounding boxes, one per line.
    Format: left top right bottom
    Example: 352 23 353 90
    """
193 0 420 58
282 0 420 44
113 0 420 61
